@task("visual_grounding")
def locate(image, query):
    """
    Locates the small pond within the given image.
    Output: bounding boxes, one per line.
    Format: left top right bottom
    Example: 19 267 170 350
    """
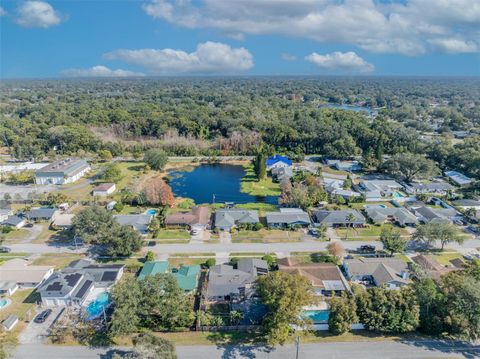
168 163 278 205
319 103 378 116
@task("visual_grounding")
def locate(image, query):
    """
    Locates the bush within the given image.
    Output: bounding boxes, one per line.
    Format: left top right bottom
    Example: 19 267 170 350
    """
113 202 124 213
310 253 336 263
262 255 277 269
145 251 156 262
1 226 13 234
204 258 216 268
229 257 240 268
254 222 264 231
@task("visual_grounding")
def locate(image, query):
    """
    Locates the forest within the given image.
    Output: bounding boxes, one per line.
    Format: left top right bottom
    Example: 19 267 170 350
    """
0 77 479 178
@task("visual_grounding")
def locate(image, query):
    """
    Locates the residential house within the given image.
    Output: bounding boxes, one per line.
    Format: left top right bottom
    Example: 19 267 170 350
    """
25 207 58 222
266 208 311 228
38 259 124 307
326 160 362 172
0 208 13 222
330 188 362 200
0 281 18 296
403 182 453 195
165 206 210 230
137 261 169 280
171 265 201 294
206 258 268 303
35 159 90 185
413 206 459 224
452 199 480 211
92 183 116 197
356 179 404 202
313 209 366 228
343 257 410 289
364 206 418 227
411 254 458 280
445 170 473 186
52 213 75 229
137 260 200 293
113 214 153 234
214 208 259 231
266 155 292 171
0 258 53 288
271 166 293 182
1 215 27 229
278 257 350 296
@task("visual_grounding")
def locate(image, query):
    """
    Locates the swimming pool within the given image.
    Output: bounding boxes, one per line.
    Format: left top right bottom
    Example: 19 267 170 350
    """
0 298 11 309
146 209 157 216
302 310 330 323
86 292 109 320
393 191 405 198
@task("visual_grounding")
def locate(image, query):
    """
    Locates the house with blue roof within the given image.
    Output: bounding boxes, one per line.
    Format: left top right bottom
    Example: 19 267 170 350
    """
266 155 292 171
444 170 473 186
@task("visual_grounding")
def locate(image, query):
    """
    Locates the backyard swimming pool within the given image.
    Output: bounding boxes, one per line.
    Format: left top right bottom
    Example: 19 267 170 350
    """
169 163 278 204
85 292 109 320
0 298 11 309
302 310 330 323
146 209 157 216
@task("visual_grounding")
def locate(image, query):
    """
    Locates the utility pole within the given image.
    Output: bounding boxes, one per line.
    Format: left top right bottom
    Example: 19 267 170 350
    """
295 336 300 359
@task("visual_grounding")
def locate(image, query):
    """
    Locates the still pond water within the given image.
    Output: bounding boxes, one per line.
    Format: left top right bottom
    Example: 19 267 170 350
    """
168 163 278 204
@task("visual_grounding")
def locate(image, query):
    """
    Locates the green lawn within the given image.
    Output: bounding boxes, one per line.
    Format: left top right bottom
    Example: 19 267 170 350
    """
3 229 30 240
112 161 145 193
240 163 281 196
0 253 28 264
32 253 86 269
335 224 410 240
154 230 190 239
431 251 463 265
231 229 302 243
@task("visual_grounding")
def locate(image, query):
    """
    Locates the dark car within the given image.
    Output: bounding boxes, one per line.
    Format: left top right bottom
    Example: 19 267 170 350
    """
34 309 52 324
0 246 11 253
358 245 376 253
308 229 319 237
147 241 156 247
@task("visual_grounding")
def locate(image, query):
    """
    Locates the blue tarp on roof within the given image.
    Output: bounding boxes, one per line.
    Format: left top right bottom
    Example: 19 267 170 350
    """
266 155 292 167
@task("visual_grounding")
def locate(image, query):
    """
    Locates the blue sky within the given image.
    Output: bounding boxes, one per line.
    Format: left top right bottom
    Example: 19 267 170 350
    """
1 0 479 78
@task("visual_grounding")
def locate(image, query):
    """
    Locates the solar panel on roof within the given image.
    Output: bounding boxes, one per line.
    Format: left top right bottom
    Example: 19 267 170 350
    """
101 271 118 282
65 273 82 287
46 282 63 291
75 280 93 299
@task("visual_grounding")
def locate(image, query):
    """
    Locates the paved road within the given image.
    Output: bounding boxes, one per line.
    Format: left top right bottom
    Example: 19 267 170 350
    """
12 340 480 359
7 238 480 256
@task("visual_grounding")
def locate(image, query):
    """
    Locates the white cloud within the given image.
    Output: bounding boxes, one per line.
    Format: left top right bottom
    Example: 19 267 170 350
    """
281 53 297 61
305 51 374 73
429 38 479 54
141 0 480 55
104 41 254 74
16 1 62 28
61 66 145 78
0 6 7 16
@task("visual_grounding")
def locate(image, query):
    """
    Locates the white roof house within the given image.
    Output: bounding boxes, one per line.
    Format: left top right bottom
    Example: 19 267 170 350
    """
35 159 90 185
0 258 54 288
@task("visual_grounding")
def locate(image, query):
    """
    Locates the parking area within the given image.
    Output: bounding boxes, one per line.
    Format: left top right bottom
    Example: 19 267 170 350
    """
19 307 64 344
0 183 57 200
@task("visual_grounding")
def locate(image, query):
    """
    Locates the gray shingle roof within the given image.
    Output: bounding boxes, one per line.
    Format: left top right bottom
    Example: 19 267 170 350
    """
266 208 311 226
113 214 152 233
364 207 418 225
314 209 365 225
215 209 259 228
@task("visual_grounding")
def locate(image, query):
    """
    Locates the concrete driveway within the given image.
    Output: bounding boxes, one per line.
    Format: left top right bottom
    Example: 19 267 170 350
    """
19 307 63 345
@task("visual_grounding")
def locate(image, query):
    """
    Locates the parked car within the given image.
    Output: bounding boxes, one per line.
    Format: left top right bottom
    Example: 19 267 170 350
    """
0 246 11 253
147 241 156 247
358 245 376 253
308 228 319 237
34 309 52 324
190 229 200 236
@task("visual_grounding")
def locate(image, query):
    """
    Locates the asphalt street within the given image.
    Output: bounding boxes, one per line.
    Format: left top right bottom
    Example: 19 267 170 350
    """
12 340 480 359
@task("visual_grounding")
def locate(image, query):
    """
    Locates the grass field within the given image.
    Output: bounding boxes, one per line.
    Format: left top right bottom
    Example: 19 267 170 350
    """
3 229 30 240
231 229 302 243
240 163 281 197
335 224 410 240
0 253 28 264
430 251 463 265
32 253 86 269
154 230 191 240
